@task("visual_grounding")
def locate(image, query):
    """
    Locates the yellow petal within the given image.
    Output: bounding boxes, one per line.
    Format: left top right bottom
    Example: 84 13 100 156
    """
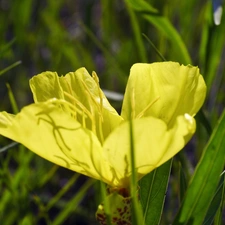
121 62 206 126
59 68 123 139
30 68 123 141
0 101 112 184
103 114 196 187
30 71 64 102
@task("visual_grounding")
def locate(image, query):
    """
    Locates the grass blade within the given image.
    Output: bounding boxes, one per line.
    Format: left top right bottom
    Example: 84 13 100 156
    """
0 61 22 76
139 160 172 225
203 172 225 225
125 0 191 64
173 110 225 225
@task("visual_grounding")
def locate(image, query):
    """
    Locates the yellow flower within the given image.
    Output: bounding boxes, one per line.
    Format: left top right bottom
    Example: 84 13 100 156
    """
0 62 206 188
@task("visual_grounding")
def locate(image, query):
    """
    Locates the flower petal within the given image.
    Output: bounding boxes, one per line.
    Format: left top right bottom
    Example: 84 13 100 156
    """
0 101 112 183
59 68 123 139
30 71 64 102
121 62 206 126
30 68 123 140
103 114 196 187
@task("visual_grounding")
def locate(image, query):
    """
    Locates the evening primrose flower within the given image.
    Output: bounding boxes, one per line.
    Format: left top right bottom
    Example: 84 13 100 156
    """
0 62 206 188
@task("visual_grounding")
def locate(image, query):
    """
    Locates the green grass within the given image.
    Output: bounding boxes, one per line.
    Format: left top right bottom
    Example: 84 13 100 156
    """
0 0 225 224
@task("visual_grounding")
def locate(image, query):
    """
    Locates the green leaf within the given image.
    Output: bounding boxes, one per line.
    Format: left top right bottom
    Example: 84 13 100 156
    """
52 179 95 225
179 163 188 203
172 110 225 225
0 38 16 58
0 142 18 153
214 171 225 224
124 2 148 62
142 15 191 64
139 160 172 225
200 2 225 90
0 61 21 76
6 83 19 114
203 172 225 225
124 0 158 13
125 0 191 64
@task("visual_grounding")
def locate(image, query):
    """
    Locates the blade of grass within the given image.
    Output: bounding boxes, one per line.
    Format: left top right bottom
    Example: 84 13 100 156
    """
79 21 127 84
129 118 144 225
142 33 167 61
125 0 192 64
124 0 158 13
173 110 225 225
0 61 22 76
143 14 191 64
52 179 95 225
139 160 172 225
6 83 19 113
196 110 212 135
46 173 80 211
200 2 225 90
0 142 18 153
0 38 16 58
124 1 148 62
179 162 188 204
203 172 225 225
214 170 225 225
99 181 112 225
38 165 59 188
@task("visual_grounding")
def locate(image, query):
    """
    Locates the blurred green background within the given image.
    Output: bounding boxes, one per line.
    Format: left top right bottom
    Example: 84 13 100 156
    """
0 0 224 224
